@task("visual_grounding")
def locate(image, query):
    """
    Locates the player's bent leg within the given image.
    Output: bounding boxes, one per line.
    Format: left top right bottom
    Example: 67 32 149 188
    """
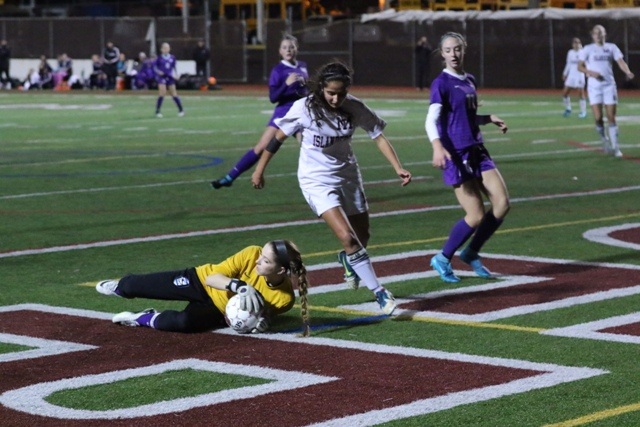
430 252 460 283
153 309 222 332
113 309 158 327
211 127 277 189
459 247 493 279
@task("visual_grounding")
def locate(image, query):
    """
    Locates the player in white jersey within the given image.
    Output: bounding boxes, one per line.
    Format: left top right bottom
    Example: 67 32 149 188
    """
561 38 587 118
251 62 412 316
578 25 634 157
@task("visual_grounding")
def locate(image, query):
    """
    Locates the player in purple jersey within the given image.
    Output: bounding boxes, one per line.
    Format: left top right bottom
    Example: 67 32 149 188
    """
154 43 184 118
425 32 509 283
210 34 308 189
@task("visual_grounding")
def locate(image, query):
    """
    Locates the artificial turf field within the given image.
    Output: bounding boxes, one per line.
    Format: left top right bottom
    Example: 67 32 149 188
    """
0 86 639 426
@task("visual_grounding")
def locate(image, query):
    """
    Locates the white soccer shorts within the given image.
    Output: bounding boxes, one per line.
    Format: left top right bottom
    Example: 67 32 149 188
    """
300 180 368 217
587 82 618 105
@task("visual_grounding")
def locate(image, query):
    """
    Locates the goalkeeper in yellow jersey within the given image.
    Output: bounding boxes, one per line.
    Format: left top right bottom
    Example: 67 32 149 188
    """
96 240 311 336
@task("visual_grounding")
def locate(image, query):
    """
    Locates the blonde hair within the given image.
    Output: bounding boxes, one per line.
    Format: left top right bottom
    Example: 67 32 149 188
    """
438 32 467 53
271 240 311 337
281 33 299 47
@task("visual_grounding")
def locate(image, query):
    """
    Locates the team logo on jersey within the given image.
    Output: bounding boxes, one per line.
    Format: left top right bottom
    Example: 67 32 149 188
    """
173 276 191 287
336 117 353 131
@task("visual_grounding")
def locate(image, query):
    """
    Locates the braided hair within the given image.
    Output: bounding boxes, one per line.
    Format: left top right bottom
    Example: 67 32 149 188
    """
304 61 352 129
271 240 311 337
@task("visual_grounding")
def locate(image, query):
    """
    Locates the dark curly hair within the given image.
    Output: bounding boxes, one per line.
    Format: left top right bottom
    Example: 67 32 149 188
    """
305 61 353 129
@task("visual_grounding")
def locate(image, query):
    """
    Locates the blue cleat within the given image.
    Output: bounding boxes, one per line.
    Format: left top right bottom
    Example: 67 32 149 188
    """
375 288 397 315
430 253 460 283
338 250 360 290
563 109 571 117
459 247 493 279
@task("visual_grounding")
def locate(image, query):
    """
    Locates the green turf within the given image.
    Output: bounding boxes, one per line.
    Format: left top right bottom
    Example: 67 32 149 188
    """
45 368 271 410
1 88 639 426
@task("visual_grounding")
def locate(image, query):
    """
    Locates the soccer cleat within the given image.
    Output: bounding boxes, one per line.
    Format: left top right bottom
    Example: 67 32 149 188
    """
210 176 233 189
614 149 623 158
459 247 493 279
578 112 587 119
430 253 460 283
375 288 397 316
337 250 360 290
602 139 612 155
562 109 571 117
96 280 122 297
156 113 163 118
112 309 157 327
178 111 185 117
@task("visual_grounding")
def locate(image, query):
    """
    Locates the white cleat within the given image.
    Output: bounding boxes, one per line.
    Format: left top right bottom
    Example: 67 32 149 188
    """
112 309 157 327
96 280 121 297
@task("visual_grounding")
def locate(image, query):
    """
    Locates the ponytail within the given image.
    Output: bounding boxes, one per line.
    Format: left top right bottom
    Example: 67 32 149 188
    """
275 240 311 337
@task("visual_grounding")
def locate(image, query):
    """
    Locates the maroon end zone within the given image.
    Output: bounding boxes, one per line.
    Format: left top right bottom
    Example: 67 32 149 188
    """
310 252 640 318
0 309 548 426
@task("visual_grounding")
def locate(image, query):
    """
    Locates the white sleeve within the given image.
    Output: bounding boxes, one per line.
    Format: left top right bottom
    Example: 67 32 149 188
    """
562 51 571 76
612 44 624 61
274 100 304 137
425 103 442 142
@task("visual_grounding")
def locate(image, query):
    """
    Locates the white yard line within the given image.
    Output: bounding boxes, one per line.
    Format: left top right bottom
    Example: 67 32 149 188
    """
1 185 639 259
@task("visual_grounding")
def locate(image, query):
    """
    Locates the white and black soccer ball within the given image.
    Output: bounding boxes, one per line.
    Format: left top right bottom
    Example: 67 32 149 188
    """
225 294 262 334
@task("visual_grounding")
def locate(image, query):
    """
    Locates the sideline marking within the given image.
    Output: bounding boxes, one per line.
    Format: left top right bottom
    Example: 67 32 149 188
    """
0 333 97 363
0 358 338 419
543 402 640 427
303 305 545 333
1 189 639 259
542 312 640 344
583 223 640 251
309 212 640 258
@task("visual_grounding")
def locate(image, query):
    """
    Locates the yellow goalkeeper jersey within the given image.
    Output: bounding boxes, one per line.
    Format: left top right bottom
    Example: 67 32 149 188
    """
195 245 295 316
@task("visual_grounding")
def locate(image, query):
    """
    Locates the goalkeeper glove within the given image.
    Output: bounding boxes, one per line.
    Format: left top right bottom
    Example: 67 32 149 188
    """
251 316 270 334
227 279 264 313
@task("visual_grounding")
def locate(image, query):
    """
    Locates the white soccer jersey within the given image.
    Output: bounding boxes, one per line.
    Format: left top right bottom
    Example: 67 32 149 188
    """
563 49 585 88
579 42 624 86
275 94 386 187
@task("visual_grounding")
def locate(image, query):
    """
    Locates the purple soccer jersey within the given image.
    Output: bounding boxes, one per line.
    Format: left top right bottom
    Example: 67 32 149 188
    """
267 60 308 127
430 71 495 186
135 59 155 89
154 54 177 86
430 71 483 151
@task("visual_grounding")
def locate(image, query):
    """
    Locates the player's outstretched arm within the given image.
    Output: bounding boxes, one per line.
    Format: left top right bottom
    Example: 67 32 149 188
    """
489 114 508 134
251 129 288 189
616 58 634 80
477 114 507 134
373 134 411 186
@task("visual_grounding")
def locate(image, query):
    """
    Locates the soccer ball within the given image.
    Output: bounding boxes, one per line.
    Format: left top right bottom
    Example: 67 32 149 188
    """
225 294 262 334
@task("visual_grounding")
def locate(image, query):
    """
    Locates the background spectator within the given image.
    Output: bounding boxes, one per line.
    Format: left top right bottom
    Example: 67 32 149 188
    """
102 41 120 90
0 39 10 89
89 54 106 89
415 36 433 91
192 39 210 77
